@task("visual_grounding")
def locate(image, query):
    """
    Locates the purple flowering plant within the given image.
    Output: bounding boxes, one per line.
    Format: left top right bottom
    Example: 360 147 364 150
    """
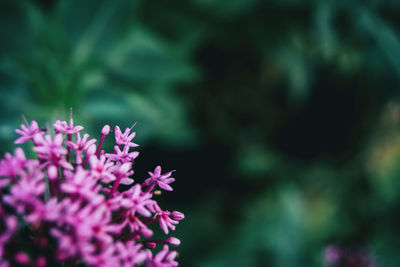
0 113 184 267
324 245 376 267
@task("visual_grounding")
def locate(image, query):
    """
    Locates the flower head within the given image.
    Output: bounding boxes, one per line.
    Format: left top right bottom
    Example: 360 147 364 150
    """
1 115 184 266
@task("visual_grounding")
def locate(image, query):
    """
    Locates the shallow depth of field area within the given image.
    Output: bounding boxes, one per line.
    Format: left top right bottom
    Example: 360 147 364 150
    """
2 0 400 266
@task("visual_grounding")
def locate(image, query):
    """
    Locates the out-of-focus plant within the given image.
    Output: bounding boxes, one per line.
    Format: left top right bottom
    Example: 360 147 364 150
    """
0 0 198 152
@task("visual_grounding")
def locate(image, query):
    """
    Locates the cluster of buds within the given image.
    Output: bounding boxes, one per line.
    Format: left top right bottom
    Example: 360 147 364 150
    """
0 114 184 266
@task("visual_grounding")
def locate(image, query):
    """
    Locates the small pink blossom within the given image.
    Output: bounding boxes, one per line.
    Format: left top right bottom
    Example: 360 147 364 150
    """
33 134 73 170
15 120 43 144
53 117 83 135
0 148 29 179
115 125 139 147
144 166 175 191
89 155 116 183
106 145 139 163
109 184 154 217
116 241 148 267
112 162 135 185
151 204 183 235
61 167 101 201
146 245 178 267
65 132 97 164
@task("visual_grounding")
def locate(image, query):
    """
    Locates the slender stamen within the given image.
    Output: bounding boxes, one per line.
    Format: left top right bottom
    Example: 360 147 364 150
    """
129 122 137 131
22 114 28 126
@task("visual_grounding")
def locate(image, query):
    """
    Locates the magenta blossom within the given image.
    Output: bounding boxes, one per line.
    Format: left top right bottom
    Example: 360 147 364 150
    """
53 116 83 135
115 125 139 147
14 120 43 144
0 148 30 179
106 145 139 163
89 155 116 183
151 204 183 235
146 245 179 267
144 166 175 191
0 116 184 266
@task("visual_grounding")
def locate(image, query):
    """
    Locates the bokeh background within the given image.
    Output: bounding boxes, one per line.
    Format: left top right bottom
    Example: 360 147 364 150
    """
1 0 400 266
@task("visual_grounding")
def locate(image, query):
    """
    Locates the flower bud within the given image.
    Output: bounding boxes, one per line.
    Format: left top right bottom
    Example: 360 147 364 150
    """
47 165 58 181
101 125 111 135
167 237 181 247
171 211 185 220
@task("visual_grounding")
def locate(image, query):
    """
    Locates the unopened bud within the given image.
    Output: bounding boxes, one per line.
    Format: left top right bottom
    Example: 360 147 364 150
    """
171 211 184 220
101 125 111 135
167 237 181 247
47 165 58 181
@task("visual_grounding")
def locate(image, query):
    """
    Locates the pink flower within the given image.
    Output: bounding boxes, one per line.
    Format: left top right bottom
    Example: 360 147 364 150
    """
106 145 139 163
33 133 67 156
50 228 80 260
109 184 153 216
53 118 83 135
3 169 45 217
116 241 148 267
120 213 153 238
74 204 118 245
146 245 178 267
114 125 139 147
82 244 120 267
14 120 43 144
151 204 183 235
65 133 96 151
0 148 30 179
61 167 102 202
112 162 134 185
33 134 73 170
143 166 175 191
65 132 97 164
89 155 116 184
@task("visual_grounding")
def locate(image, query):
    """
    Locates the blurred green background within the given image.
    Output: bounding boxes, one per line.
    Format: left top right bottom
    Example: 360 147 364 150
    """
2 0 400 266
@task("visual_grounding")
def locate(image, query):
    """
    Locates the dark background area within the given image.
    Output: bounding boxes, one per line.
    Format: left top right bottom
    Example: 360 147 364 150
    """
2 0 400 266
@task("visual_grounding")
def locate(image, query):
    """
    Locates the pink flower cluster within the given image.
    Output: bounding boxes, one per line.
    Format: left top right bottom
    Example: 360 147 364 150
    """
0 115 184 267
